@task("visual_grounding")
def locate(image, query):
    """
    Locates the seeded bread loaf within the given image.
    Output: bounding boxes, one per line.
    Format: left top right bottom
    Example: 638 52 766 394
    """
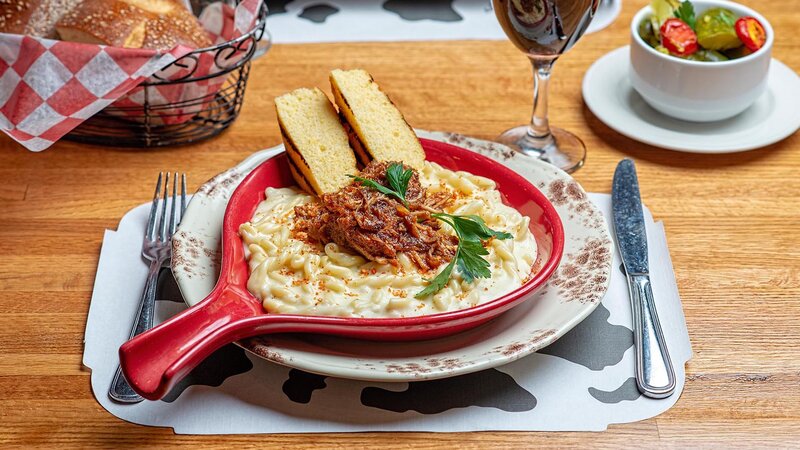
275 87 358 195
329 69 425 170
0 0 81 38
55 0 211 50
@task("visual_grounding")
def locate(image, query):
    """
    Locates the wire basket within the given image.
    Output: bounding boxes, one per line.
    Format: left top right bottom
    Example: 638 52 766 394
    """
64 0 268 148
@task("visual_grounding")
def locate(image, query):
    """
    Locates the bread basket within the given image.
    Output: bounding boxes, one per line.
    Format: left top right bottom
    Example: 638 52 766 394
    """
63 0 268 147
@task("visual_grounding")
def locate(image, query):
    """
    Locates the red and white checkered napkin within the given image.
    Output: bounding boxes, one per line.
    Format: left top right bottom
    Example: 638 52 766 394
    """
0 0 263 152
0 37 188 151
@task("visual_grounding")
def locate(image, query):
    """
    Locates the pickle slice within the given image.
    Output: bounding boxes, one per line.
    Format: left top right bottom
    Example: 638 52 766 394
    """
696 8 741 50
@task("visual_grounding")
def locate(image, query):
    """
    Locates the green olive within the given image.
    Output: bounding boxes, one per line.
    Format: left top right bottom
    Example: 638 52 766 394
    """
696 8 741 50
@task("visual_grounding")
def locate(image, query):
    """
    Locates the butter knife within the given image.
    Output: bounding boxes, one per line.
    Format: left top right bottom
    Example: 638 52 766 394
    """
612 159 676 399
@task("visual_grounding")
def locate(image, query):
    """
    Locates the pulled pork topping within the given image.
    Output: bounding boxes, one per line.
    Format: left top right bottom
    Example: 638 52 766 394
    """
293 161 457 272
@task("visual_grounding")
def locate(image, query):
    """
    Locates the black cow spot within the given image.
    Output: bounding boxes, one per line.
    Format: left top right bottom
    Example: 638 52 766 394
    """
589 377 641 403
298 4 340 23
282 369 328 403
360 368 536 414
538 303 633 370
162 344 253 402
382 0 462 22
266 0 294 15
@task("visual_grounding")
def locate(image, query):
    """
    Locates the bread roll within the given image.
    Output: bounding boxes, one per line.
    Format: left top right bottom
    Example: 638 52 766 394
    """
56 0 212 50
0 0 81 38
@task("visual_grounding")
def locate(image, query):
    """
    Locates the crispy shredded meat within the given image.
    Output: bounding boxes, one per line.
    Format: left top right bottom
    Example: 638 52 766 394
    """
293 161 458 272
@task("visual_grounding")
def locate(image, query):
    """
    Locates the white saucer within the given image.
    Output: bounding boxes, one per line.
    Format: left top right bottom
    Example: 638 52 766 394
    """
586 0 622 35
582 46 800 153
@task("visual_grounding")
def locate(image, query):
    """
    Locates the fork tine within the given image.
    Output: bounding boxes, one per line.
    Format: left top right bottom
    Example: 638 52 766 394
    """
180 173 187 217
159 172 170 242
145 173 163 241
169 172 179 236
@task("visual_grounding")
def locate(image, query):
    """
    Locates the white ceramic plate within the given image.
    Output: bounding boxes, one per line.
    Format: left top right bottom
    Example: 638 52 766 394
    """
171 132 612 382
582 46 800 153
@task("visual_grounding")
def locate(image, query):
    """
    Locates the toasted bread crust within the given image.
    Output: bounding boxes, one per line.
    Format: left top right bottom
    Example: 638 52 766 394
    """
338 112 371 169
56 0 211 49
279 122 323 196
0 0 82 38
329 69 425 170
284 148 316 196
0 0 39 35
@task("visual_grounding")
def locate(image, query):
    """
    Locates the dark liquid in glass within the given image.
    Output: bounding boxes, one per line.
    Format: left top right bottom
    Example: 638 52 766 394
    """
493 0 599 59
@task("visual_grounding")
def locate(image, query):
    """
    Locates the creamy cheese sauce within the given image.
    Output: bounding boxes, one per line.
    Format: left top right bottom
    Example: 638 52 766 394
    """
239 162 538 318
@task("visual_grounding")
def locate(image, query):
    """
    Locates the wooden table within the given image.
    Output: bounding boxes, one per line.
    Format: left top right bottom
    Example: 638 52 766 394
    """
1 0 798 447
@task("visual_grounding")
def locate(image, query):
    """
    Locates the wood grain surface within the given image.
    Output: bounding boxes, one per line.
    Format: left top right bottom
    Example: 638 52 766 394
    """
1 0 799 447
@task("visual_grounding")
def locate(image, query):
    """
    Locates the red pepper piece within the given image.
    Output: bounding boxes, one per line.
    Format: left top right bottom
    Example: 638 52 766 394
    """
735 17 766 52
660 18 699 57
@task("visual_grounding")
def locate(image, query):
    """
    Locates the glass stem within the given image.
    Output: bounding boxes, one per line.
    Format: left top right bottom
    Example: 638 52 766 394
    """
527 58 556 147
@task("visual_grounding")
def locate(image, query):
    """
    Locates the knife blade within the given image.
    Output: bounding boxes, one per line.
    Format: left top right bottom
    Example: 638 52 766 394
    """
612 159 676 399
612 160 649 275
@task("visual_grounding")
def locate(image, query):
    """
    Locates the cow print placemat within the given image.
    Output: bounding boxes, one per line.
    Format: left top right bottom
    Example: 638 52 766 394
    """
84 193 691 433
262 0 621 44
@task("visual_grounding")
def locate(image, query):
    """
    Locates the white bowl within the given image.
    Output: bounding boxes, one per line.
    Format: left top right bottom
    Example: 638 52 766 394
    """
629 0 773 122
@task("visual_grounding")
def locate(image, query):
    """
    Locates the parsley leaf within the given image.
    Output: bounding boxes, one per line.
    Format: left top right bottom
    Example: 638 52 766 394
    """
416 253 457 298
386 163 414 200
456 239 491 283
673 0 695 29
416 213 513 297
440 214 514 242
348 163 411 206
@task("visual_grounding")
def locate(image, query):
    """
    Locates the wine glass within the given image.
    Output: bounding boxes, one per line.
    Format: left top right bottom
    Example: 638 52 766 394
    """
492 0 599 173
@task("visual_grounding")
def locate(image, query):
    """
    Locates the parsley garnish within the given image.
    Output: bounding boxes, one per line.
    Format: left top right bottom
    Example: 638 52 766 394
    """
415 214 512 297
438 214 514 242
349 163 514 298
673 0 696 29
386 163 414 201
348 162 412 206
416 253 457 298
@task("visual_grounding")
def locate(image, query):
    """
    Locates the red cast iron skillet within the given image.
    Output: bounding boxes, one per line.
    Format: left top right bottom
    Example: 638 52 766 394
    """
119 138 564 400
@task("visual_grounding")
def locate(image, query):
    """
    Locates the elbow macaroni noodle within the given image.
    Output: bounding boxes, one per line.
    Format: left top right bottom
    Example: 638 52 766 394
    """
240 162 538 318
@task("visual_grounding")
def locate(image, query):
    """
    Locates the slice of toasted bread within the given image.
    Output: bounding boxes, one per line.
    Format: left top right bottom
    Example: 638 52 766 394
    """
283 143 316 195
338 112 372 169
275 87 357 195
329 69 425 170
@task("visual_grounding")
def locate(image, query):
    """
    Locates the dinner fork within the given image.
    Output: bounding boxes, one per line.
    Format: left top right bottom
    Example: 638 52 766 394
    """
109 172 187 403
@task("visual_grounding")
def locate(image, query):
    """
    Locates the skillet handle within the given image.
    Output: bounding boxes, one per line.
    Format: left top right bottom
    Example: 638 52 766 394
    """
118 285 262 401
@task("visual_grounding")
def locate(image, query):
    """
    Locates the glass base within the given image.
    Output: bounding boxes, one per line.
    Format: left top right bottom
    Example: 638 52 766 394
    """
495 126 586 173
